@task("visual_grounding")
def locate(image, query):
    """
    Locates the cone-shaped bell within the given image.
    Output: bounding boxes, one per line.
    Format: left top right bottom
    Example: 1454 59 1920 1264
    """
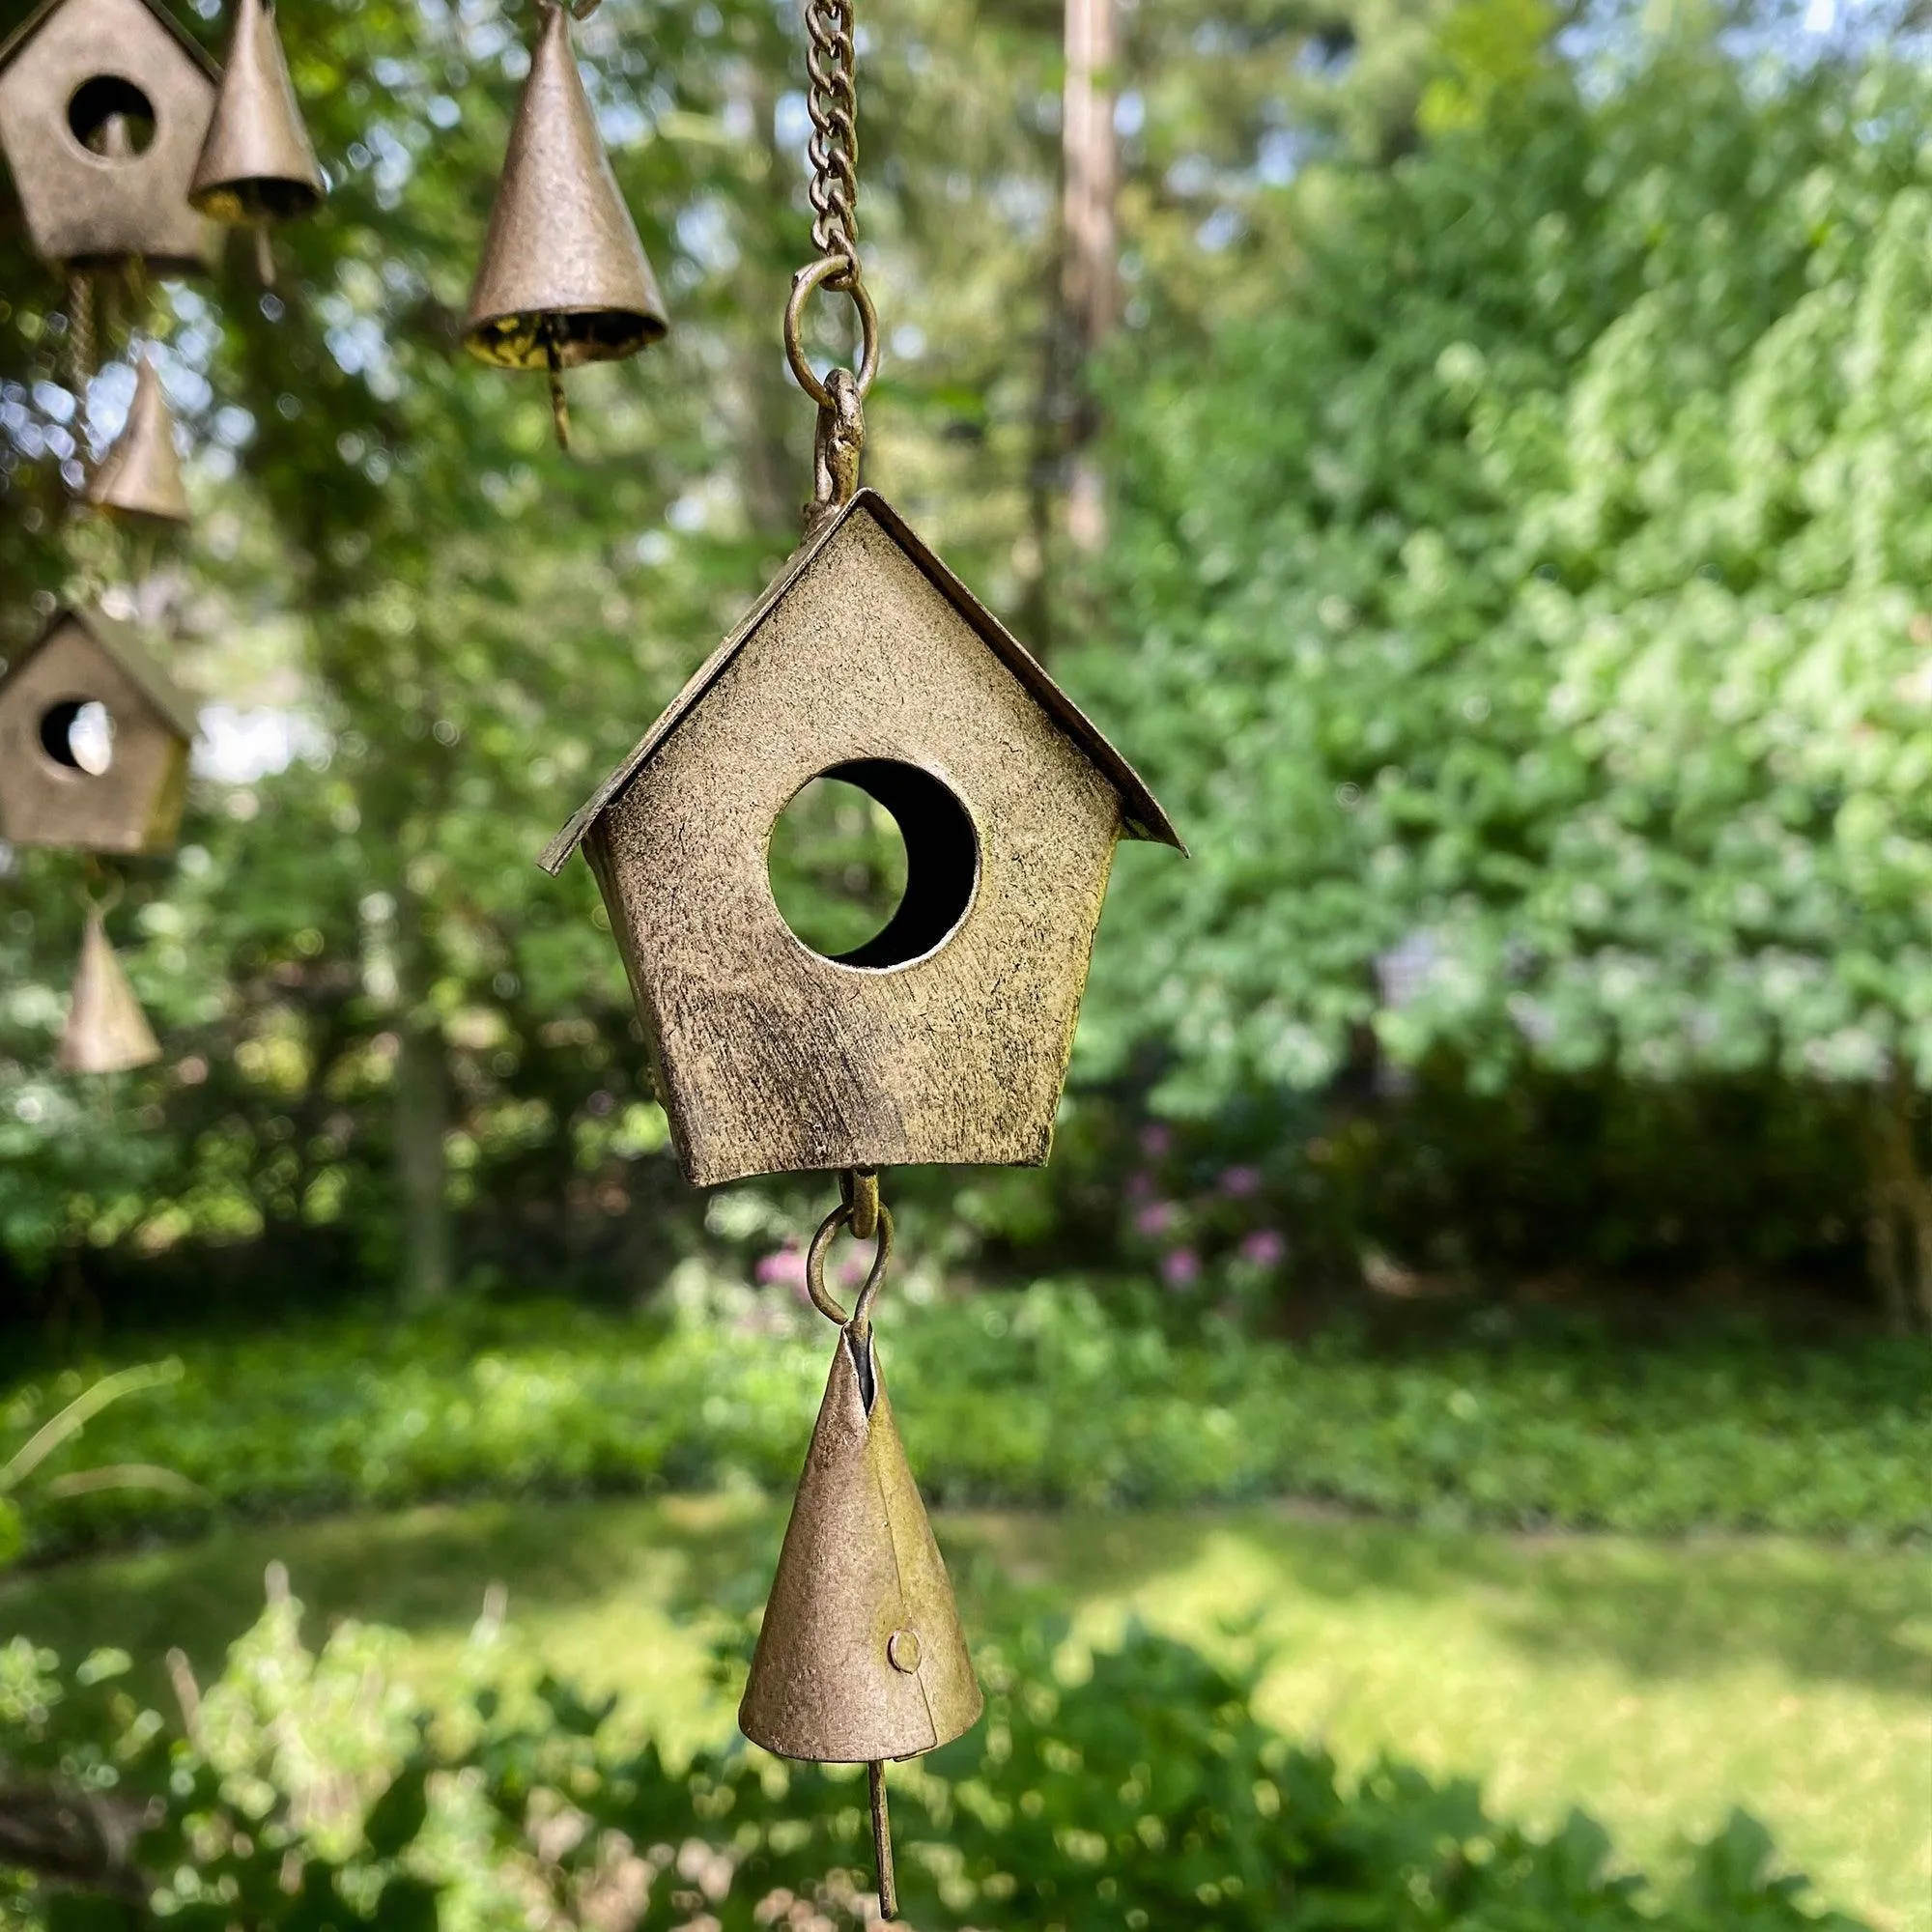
86 356 190 526
191 0 327 223
740 1325 983 1764
464 1 668 372
58 911 161 1075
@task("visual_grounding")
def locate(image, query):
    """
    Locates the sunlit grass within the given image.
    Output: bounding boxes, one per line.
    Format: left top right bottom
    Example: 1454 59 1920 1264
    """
5 1499 1926 1930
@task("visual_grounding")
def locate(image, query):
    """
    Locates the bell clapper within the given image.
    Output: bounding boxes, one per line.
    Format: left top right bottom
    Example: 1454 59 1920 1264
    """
255 223 277 290
868 1757 898 1919
546 333 571 451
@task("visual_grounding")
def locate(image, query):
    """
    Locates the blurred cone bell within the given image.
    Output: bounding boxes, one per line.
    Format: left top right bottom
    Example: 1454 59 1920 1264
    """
58 908 161 1074
464 0 667 371
739 1325 982 1764
86 353 190 526
190 0 326 223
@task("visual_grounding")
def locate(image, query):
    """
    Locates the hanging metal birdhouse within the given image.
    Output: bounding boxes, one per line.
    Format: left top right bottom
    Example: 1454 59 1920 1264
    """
535 0 1179 1914
465 0 668 447
0 0 218 274
541 487 1179 1184
86 350 191 526
0 604 195 855
190 0 326 227
58 896 161 1073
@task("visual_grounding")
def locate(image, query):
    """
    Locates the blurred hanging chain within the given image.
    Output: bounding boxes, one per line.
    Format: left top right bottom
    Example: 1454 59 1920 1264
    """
804 0 860 285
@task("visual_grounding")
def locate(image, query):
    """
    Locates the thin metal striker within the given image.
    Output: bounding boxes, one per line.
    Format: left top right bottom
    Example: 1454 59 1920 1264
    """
869 1758 898 1918
546 334 571 449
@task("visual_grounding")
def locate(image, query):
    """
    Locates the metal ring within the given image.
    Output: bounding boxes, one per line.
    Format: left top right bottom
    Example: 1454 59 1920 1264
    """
805 1199 894 1332
77 874 124 918
783 255 879 410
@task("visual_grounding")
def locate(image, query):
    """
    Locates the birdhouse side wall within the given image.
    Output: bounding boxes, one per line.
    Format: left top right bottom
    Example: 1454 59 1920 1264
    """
590 506 1123 1185
0 0 216 270
0 624 189 853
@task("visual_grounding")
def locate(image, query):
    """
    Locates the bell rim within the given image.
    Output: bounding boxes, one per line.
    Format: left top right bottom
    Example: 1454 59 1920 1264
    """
462 305 669 370
736 1681 985 1767
189 175 327 223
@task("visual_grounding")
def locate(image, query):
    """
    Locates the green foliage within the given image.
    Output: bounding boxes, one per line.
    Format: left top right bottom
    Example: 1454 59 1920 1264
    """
1075 29 1932 1313
3 1287 1925 1560
0 1596 1869 1932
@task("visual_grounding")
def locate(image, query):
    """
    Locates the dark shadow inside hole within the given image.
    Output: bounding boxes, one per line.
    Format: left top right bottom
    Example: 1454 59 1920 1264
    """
39 698 115 775
771 759 978 970
68 76 157 156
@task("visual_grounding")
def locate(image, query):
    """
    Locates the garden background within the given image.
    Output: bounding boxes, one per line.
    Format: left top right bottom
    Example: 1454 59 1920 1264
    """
1 0 1929 1926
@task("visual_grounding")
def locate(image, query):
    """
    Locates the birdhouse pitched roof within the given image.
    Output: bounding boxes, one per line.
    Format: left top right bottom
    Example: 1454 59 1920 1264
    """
0 0 219 78
541 488 1181 875
0 604 199 740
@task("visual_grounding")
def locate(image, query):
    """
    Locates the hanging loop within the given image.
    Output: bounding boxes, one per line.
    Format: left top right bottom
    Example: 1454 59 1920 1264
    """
76 873 124 919
805 1193 894 1334
840 1166 879 1239
784 255 879 410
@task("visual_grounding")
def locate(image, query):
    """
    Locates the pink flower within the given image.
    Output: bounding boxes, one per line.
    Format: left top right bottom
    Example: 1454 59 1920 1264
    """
1239 1229 1287 1268
755 1243 807 1291
1161 1247 1201 1289
1220 1165 1262 1198
1139 1122 1172 1159
1126 1169 1155 1201
1134 1201 1177 1237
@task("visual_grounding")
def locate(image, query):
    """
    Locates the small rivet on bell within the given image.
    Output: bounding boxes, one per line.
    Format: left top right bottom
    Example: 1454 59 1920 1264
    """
886 1629 921 1674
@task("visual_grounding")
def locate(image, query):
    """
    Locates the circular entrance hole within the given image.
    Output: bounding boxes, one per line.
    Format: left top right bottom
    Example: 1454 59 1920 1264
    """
67 76 157 157
40 699 116 777
767 759 978 969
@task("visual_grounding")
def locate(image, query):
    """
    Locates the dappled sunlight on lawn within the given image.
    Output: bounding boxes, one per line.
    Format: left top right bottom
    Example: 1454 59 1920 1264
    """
5 1499 1927 1930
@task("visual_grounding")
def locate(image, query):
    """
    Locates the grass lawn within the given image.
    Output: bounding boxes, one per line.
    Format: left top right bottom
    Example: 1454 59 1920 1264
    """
5 1498 1928 1932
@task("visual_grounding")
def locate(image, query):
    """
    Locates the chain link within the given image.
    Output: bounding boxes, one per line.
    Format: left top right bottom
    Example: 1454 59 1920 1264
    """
804 0 860 281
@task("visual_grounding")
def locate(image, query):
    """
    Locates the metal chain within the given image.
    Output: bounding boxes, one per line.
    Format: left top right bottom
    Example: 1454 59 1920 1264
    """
804 0 860 282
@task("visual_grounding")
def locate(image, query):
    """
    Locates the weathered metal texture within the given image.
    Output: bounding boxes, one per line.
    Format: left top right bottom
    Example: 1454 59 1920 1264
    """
58 906 160 1073
0 606 194 855
190 0 324 224
541 490 1179 1185
464 1 667 371
0 0 218 272
740 1323 982 1764
86 353 190 524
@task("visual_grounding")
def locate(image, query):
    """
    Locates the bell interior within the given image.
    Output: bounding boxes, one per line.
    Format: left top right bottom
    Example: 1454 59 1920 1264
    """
194 174 324 223
466 305 668 370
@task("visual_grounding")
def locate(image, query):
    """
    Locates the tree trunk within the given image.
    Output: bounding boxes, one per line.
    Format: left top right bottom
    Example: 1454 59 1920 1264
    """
392 874 451 1305
1062 0 1117 554
1865 1068 1932 1334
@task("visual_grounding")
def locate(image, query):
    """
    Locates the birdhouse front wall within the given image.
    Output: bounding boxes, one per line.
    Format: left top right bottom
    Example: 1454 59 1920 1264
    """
0 619 188 853
589 505 1123 1186
0 0 216 270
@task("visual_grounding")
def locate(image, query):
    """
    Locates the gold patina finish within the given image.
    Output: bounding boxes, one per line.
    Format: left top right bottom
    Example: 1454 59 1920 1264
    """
58 903 161 1074
86 352 190 525
0 0 218 273
739 1321 982 1764
540 489 1178 1185
0 606 194 855
465 0 667 443
190 0 325 225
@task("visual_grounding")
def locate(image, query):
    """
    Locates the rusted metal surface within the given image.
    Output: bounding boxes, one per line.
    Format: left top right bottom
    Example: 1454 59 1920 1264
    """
86 352 190 525
0 0 217 272
0 607 193 855
190 0 325 224
739 1321 982 1765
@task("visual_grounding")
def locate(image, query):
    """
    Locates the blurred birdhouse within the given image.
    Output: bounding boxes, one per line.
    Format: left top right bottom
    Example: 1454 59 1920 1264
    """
0 604 195 855
0 0 218 273
540 489 1180 1186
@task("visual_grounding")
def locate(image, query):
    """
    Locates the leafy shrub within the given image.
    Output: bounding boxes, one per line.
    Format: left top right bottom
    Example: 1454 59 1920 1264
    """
0 1591 1868 1932
4 1286 1926 1559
